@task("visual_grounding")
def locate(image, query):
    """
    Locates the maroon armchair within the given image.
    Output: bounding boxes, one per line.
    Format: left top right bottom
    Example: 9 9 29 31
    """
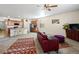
37 32 59 53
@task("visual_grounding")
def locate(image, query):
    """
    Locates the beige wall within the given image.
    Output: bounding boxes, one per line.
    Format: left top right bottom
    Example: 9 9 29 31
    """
24 19 30 32
38 10 79 36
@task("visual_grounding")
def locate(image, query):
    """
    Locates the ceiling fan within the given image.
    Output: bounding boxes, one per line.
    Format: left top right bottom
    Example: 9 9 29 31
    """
43 4 58 11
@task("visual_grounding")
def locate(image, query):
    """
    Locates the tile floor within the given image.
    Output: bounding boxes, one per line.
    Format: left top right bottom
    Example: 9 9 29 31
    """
35 37 79 54
0 33 79 54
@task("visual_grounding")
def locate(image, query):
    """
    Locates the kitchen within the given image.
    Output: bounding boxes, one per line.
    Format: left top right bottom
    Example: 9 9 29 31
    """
3 18 30 37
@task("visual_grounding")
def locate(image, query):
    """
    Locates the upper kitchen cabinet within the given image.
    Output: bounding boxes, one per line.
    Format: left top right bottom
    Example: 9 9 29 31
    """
6 19 24 28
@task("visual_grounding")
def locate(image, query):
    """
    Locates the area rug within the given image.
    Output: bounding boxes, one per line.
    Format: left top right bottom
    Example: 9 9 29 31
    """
59 42 70 49
4 38 37 54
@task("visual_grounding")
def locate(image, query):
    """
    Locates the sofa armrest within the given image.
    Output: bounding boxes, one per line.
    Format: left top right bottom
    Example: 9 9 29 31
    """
42 40 49 47
41 40 49 51
48 39 59 48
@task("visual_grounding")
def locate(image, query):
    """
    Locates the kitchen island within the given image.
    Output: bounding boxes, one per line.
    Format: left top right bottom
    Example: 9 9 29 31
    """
10 28 27 37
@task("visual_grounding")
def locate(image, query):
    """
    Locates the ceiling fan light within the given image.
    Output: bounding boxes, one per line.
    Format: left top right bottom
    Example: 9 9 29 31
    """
48 9 51 11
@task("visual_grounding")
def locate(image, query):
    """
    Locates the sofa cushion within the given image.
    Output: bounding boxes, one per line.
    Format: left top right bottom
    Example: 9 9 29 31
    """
48 36 57 40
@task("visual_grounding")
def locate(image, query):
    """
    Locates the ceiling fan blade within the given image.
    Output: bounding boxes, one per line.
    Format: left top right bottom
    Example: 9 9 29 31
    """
38 4 58 11
50 5 58 7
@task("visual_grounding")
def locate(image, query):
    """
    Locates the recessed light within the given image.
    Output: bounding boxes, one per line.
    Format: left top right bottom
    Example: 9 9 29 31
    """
7 16 10 17
18 16 20 17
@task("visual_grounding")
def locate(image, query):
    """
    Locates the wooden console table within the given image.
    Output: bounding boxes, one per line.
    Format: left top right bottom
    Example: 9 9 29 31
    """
66 29 79 41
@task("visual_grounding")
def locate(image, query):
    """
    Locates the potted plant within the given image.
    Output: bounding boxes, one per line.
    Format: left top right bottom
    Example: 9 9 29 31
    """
0 28 2 31
63 24 69 30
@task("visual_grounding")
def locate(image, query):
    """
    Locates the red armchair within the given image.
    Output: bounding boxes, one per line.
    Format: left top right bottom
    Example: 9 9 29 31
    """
37 32 59 53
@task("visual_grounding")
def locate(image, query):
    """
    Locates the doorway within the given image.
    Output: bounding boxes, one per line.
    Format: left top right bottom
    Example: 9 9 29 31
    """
30 20 38 32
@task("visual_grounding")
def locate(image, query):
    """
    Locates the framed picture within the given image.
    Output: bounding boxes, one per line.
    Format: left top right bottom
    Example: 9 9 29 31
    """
52 19 60 24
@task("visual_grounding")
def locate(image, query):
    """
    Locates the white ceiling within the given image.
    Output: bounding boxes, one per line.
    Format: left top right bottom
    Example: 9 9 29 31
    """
0 4 79 19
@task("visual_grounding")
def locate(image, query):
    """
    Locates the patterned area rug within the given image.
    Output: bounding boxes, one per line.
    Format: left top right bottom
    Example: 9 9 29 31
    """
4 38 37 54
59 42 70 49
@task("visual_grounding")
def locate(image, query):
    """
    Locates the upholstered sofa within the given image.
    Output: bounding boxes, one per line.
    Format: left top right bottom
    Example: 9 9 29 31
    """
37 32 59 53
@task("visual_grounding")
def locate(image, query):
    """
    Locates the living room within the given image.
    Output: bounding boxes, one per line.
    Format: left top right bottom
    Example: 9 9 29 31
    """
0 4 79 54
